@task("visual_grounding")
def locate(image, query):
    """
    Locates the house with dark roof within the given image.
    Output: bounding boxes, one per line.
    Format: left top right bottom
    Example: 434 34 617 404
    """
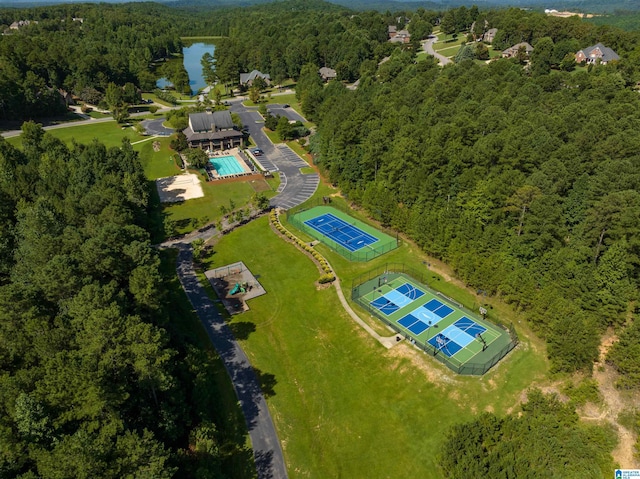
319 67 337 82
575 43 620 65
502 42 534 58
239 70 271 87
183 110 244 151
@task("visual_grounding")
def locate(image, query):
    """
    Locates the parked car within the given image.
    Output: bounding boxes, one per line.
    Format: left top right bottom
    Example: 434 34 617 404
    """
282 104 290 108
251 148 263 156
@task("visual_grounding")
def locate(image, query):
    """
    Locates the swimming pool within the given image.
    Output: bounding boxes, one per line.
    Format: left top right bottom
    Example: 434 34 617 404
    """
209 155 246 176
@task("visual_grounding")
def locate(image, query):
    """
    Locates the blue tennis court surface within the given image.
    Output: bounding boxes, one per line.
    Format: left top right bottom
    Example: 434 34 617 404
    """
440 325 475 347
424 299 454 319
370 283 427 317
428 334 464 357
304 213 378 252
454 317 487 337
396 283 425 300
370 297 399 316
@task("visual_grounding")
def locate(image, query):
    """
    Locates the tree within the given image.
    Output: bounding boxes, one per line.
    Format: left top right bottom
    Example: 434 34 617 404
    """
454 45 475 63
504 185 543 236
252 192 270 211
201 52 217 86
123 82 141 105
170 131 188 151
264 112 279 131
252 76 267 92
531 37 554 76
248 86 260 104
105 82 125 111
475 43 489 60
184 148 209 169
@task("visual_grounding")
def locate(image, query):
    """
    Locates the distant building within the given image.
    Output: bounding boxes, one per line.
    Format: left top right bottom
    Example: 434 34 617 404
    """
9 20 37 30
389 28 411 44
483 28 498 44
388 25 397 38
319 67 337 82
575 43 620 65
239 70 270 87
183 110 244 151
502 42 534 58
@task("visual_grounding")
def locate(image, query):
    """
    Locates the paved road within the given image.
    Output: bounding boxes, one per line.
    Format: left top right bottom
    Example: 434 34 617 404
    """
231 100 319 208
175 243 288 479
267 104 306 123
422 35 452 66
141 118 174 136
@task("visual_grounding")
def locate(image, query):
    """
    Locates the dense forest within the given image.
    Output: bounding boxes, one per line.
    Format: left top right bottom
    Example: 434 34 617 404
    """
0 3 184 119
0 126 250 477
281 7 640 376
3 0 640 475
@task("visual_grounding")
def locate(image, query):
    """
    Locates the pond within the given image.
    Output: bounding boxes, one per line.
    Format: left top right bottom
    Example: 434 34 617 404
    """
157 42 216 95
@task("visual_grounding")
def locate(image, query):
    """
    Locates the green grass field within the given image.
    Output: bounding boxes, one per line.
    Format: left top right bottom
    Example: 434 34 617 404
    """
436 45 463 58
10 120 145 148
203 216 548 478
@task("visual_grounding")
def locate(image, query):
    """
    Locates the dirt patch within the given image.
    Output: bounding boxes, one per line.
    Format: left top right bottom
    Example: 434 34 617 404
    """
210 173 264 185
385 342 457 387
249 177 272 192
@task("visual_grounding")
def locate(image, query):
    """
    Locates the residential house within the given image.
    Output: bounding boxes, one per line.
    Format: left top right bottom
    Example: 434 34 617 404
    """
388 25 397 39
9 20 37 30
182 110 244 151
502 42 534 58
319 67 337 82
389 29 411 44
483 28 498 44
239 70 270 87
575 43 619 65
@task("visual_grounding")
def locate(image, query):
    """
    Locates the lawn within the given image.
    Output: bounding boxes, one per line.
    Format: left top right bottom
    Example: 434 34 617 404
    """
159 180 260 237
7 120 145 149
436 45 463 58
202 213 548 478
134 136 180 180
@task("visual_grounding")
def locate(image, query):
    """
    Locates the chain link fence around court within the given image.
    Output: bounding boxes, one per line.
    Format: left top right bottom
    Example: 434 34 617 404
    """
285 199 399 262
351 264 519 376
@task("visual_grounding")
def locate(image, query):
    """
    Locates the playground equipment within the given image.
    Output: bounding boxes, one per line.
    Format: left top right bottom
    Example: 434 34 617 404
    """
229 283 246 295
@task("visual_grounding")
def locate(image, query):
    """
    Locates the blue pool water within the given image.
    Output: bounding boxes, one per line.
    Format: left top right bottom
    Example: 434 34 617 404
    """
209 155 245 176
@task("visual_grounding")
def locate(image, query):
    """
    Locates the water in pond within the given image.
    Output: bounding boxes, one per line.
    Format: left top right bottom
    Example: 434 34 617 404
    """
157 42 215 95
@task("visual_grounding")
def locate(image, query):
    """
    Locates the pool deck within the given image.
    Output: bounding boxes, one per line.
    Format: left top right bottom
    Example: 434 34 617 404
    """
206 147 255 181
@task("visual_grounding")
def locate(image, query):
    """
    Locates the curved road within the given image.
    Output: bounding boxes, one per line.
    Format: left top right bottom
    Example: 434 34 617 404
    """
175 243 288 479
422 35 452 66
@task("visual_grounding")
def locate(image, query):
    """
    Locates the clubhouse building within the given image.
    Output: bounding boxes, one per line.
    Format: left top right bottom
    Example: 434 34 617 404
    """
183 110 244 151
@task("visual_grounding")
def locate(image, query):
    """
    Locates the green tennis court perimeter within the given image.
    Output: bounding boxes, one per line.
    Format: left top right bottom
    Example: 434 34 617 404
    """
352 266 518 375
287 205 398 261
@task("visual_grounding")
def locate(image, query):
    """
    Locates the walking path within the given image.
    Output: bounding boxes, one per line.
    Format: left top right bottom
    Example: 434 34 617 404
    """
422 35 452 66
175 243 288 479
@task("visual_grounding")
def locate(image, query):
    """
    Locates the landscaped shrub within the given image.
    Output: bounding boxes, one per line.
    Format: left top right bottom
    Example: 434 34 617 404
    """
318 274 336 284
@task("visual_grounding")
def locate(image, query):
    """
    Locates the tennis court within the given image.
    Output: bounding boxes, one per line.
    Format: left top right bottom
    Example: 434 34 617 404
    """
353 271 515 372
288 206 399 261
304 213 378 252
